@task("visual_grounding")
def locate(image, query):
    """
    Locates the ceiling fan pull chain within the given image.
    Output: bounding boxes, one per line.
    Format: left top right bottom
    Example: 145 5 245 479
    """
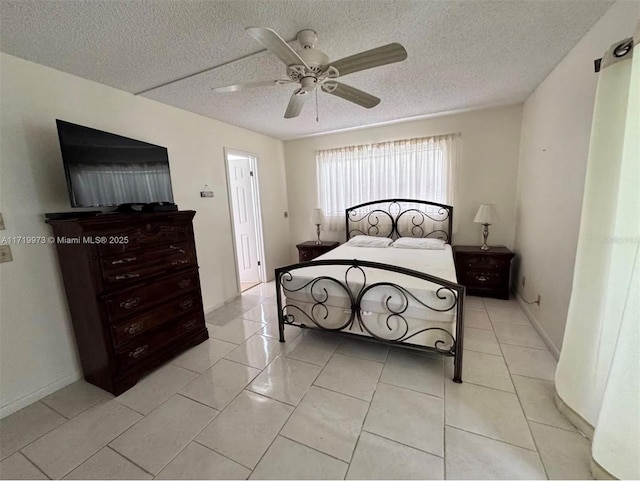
315 88 319 122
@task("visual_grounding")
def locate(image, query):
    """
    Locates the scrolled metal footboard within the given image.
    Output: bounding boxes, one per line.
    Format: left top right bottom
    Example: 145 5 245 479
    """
275 258 466 382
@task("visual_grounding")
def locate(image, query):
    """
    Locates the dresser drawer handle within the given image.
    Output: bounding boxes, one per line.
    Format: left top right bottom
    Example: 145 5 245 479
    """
111 257 137 265
145 224 153 232
476 275 488 282
171 259 189 266
170 245 186 254
124 321 144 334
178 279 191 289
183 319 197 330
129 345 148 358
120 297 141 309
114 273 140 280
179 299 194 310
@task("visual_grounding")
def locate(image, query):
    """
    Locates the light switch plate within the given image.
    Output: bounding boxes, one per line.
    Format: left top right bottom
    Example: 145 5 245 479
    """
0 213 4 230
0 245 13 263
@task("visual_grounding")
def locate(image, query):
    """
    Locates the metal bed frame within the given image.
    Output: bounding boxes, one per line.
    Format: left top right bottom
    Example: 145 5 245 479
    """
275 199 466 382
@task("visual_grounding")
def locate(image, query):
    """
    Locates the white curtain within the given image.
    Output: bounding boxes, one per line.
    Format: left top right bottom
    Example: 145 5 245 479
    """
555 29 639 479
316 134 460 231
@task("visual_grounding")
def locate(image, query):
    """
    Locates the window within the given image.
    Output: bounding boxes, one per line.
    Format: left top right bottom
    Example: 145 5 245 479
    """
316 134 459 230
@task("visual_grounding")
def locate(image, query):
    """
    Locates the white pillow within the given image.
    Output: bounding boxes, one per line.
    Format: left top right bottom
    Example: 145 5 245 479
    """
392 237 446 250
346 235 393 248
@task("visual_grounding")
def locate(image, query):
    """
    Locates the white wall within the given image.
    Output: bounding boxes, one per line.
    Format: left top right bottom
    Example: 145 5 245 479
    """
514 0 640 353
0 53 289 417
284 104 523 261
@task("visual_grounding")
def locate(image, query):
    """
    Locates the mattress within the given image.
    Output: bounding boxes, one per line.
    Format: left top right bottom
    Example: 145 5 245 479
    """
280 243 460 348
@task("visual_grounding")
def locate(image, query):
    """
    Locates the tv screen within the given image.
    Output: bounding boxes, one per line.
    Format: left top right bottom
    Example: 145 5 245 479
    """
56 120 174 207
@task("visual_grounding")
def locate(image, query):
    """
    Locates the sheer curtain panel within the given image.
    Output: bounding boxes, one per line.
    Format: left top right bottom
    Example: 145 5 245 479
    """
555 28 638 479
316 134 460 231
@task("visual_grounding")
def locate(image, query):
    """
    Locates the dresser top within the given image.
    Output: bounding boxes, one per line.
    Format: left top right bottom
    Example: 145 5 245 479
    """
46 210 195 226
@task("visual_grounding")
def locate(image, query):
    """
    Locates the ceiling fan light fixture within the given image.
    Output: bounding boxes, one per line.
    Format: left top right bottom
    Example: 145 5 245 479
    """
299 76 316 93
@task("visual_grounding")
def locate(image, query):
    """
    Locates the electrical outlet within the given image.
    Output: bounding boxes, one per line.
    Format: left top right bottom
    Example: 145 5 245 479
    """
0 213 4 230
536 294 541 306
521 276 526 288
200 190 214 198
0 245 13 263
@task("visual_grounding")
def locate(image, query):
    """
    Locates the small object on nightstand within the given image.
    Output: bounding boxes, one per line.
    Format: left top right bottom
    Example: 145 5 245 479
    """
310 208 325 245
453 245 514 299
296 240 339 262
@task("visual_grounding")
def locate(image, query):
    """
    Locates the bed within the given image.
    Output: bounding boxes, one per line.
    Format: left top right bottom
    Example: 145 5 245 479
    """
275 199 466 382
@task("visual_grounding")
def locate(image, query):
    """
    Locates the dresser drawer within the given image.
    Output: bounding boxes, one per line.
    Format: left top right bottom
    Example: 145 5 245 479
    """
114 316 205 373
101 241 196 287
103 269 199 320
110 293 202 346
462 255 509 271
98 222 190 255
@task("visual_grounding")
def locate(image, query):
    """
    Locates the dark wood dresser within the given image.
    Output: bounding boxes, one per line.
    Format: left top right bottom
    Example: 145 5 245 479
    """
296 240 339 262
47 210 208 395
453 245 515 299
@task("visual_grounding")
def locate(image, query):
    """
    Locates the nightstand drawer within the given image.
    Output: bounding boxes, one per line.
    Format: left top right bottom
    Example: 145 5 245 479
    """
300 248 323 261
463 255 508 270
462 270 505 288
296 241 339 262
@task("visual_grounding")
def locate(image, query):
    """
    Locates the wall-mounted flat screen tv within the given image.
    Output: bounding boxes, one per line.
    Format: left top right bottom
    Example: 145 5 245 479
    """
56 120 174 207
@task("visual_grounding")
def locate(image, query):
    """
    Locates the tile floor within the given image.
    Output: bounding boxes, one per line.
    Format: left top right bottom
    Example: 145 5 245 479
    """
0 282 593 480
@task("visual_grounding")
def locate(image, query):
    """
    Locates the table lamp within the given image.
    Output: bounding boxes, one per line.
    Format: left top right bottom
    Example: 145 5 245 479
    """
310 208 325 245
473 204 498 250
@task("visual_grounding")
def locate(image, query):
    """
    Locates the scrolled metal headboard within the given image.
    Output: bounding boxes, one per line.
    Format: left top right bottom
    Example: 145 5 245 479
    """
345 199 453 243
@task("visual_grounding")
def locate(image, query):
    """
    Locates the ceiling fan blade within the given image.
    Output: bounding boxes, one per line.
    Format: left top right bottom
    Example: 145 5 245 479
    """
329 43 407 77
284 92 307 118
322 82 380 108
212 79 293 93
246 26 309 68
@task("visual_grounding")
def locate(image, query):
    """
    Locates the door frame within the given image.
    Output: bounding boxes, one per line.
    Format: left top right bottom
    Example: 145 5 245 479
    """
223 148 267 292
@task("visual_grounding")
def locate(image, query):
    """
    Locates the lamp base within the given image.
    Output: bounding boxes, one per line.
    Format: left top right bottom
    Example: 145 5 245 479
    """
481 223 491 250
315 224 322 245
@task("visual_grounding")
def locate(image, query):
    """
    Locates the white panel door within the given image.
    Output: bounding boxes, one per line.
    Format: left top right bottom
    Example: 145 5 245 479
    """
228 157 260 283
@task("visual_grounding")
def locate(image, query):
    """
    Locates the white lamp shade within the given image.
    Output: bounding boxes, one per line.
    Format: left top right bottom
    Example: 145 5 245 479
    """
310 208 325 225
473 204 498 224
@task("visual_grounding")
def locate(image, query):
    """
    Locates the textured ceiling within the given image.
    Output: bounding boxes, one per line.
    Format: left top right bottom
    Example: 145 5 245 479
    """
0 0 613 140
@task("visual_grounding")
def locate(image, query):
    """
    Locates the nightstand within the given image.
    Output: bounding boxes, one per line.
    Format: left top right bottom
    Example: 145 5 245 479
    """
453 246 515 299
296 241 339 262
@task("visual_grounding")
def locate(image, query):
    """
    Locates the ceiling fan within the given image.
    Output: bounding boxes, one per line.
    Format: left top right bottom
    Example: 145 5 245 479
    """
213 27 408 119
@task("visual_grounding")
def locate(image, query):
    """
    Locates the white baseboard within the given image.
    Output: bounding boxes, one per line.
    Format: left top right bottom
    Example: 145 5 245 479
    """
1 370 82 419
515 292 561 360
